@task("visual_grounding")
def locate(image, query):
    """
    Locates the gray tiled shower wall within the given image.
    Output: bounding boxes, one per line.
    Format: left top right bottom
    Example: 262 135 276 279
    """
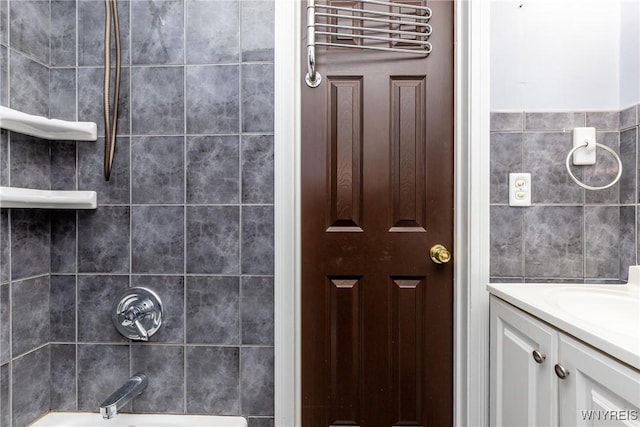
0 1 275 426
490 107 640 284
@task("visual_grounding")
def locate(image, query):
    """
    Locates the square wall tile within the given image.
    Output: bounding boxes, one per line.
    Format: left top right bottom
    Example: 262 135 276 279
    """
241 347 274 416
186 346 239 414
620 105 638 130
12 276 50 357
584 206 619 279
619 128 637 204
524 206 583 278
0 0 6 45
0 210 9 284
78 0 130 66
186 276 239 345
241 276 273 345
242 206 274 274
77 140 127 205
524 112 585 131
51 344 77 410
490 206 523 278
50 68 77 121
187 206 240 274
524 132 583 204
248 419 274 427
9 50 49 117
242 135 274 204
131 66 184 134
586 111 619 131
9 133 50 190
10 209 49 280
620 206 636 281
77 344 130 411
78 207 130 273
131 275 184 343
0 364 8 427
186 0 239 64
50 275 76 342
78 275 129 343
51 0 77 66
12 346 50 427
131 345 184 413
0 284 8 363
241 64 274 133
187 136 240 204
241 1 274 62
131 0 184 65
9 0 49 64
583 132 619 204
490 133 522 204
78 67 130 136
132 206 184 274
51 211 77 273
490 112 522 132
0 46 6 107
186 65 239 134
131 136 185 204
51 141 77 191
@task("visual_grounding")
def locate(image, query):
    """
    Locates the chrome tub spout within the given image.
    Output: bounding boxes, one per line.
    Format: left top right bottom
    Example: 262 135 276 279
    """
99 373 148 419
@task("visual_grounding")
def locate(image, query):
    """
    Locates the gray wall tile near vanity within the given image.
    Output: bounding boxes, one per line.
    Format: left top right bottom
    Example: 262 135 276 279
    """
10 209 49 280
77 0 130 66
186 65 240 134
0 0 7 46
131 205 184 274
77 275 129 343
186 206 240 274
77 207 130 273
0 46 7 108
78 67 130 137
50 211 77 273
490 107 640 284
50 141 77 192
490 112 523 132
50 69 77 121
187 135 240 204
9 134 51 190
0 364 9 426
131 275 184 344
241 64 274 133
241 276 274 345
241 206 274 274
241 347 274 416
241 1 274 62
0 284 9 363
242 135 274 204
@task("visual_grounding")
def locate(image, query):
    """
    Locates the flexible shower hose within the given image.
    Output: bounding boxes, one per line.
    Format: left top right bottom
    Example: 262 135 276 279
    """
103 0 121 181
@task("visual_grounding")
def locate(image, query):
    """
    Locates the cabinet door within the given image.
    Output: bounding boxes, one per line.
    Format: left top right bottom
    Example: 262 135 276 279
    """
558 334 640 427
490 297 558 427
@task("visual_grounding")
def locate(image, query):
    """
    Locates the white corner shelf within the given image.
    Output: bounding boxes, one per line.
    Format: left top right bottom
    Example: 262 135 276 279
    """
0 186 97 209
0 106 97 141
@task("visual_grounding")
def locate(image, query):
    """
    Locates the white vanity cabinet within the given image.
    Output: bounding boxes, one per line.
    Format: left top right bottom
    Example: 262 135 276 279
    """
490 296 640 427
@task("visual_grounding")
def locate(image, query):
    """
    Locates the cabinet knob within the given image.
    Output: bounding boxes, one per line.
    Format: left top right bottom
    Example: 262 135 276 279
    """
532 350 546 364
554 363 570 379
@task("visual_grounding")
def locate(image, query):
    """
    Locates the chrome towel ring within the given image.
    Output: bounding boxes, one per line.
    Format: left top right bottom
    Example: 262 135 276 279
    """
565 141 622 191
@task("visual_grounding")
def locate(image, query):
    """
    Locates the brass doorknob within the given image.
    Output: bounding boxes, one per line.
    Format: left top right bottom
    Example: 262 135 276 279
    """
430 244 451 264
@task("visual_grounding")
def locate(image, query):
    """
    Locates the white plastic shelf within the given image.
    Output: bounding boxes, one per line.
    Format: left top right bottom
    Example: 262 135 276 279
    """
0 186 97 209
0 106 97 141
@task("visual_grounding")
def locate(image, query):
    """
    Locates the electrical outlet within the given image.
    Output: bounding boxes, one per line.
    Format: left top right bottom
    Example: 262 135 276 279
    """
509 173 531 207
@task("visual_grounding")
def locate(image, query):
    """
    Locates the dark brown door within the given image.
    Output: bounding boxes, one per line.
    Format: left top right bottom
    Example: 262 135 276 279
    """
301 1 454 426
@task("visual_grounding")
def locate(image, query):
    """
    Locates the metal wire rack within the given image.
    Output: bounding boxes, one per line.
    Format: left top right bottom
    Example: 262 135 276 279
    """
305 0 432 87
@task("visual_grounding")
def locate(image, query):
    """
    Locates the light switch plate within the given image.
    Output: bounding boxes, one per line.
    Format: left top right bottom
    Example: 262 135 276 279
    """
509 173 531 207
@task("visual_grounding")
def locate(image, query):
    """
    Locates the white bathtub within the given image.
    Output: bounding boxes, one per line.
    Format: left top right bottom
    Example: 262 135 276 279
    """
29 412 247 427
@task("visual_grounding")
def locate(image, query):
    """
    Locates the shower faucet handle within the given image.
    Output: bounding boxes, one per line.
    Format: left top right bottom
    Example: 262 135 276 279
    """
112 288 163 341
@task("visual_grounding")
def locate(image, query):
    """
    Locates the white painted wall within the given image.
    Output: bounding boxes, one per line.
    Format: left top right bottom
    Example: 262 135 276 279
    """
620 0 640 107
491 0 623 110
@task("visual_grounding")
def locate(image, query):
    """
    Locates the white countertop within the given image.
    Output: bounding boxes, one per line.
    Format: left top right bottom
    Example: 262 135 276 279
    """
487 282 640 370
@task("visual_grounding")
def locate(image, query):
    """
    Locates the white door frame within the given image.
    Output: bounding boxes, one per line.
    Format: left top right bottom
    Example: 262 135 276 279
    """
273 0 492 425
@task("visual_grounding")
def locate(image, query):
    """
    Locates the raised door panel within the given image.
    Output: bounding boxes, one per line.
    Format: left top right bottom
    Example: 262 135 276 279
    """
490 297 558 427
558 334 640 427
